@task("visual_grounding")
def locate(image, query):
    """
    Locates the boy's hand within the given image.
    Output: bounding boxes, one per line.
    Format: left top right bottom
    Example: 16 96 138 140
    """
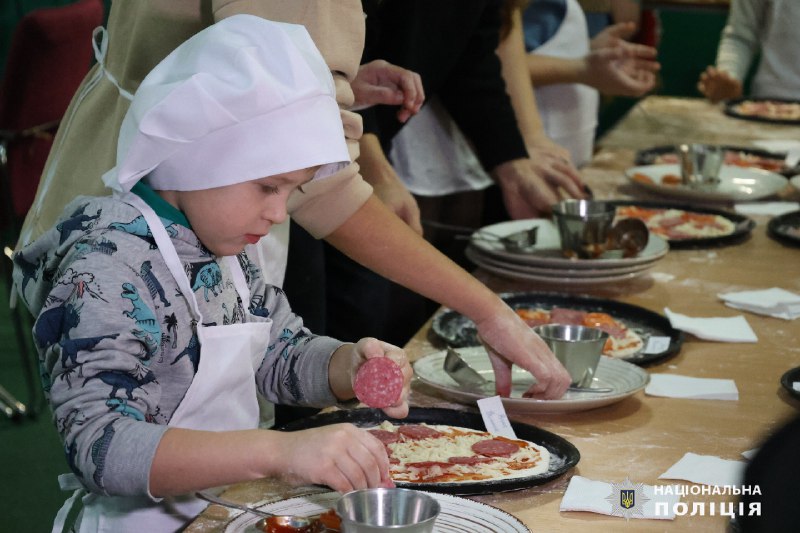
698 66 743 103
273 424 394 493
330 338 413 418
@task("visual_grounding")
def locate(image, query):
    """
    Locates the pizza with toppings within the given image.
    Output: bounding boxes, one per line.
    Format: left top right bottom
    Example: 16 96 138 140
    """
729 99 800 122
515 307 644 358
650 149 786 173
615 205 737 240
367 422 550 484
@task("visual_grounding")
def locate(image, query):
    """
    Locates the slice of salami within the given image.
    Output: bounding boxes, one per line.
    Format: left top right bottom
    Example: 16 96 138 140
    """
353 357 404 408
397 424 443 440
472 438 520 458
368 429 401 444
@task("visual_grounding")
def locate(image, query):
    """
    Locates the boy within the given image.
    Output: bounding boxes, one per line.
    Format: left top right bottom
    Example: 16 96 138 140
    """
13 15 411 532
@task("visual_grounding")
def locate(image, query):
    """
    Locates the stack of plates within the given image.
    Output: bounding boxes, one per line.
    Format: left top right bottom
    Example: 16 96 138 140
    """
467 219 668 285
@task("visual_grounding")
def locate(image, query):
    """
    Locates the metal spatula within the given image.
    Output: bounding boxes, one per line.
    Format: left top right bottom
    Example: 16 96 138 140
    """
444 348 613 393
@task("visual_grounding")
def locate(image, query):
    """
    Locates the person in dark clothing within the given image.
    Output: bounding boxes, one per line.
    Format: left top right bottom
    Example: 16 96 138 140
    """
310 0 587 345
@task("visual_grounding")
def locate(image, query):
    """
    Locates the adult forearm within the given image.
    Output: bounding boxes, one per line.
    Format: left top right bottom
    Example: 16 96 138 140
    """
527 54 586 87
497 8 547 148
325 196 506 324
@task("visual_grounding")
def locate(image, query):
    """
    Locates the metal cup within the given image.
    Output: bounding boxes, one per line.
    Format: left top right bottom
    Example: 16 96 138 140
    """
533 324 609 388
552 199 616 259
337 488 440 533
677 143 723 189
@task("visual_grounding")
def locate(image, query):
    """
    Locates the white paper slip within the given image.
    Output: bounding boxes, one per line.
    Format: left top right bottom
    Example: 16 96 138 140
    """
560 476 681 520
644 336 672 354
751 139 800 153
659 453 746 487
477 396 517 439
734 202 800 217
645 374 739 401
664 308 757 343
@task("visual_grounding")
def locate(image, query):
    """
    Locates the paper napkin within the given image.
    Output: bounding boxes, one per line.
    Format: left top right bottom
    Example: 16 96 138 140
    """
645 374 739 400
718 288 800 320
560 476 681 520
734 202 800 217
664 308 758 343
659 453 746 487
751 139 800 154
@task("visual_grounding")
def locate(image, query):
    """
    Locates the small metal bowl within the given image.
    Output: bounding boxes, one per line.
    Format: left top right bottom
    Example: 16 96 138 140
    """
337 488 440 532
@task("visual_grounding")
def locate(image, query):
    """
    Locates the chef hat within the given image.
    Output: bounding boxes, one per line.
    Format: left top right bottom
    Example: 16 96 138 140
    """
102 14 349 193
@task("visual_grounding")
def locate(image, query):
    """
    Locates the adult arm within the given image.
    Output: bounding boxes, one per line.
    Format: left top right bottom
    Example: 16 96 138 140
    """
325 196 571 399
698 0 762 101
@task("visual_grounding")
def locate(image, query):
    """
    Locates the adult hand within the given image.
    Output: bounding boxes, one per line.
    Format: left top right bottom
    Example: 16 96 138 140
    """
590 21 638 50
474 306 570 399
584 43 659 97
274 424 394 493
352 59 425 122
697 66 743 103
492 155 585 218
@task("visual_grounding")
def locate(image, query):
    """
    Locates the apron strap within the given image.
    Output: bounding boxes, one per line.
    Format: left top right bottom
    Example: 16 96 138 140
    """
52 474 86 533
121 193 203 322
224 255 251 305
91 27 134 101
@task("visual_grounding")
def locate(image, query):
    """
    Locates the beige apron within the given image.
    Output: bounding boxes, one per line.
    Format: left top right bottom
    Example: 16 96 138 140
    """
52 194 272 533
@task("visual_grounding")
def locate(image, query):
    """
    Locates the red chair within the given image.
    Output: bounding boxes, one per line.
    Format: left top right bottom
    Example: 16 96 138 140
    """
0 0 104 419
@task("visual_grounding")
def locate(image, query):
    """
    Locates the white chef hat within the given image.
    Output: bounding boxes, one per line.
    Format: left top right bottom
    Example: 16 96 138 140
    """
102 14 349 193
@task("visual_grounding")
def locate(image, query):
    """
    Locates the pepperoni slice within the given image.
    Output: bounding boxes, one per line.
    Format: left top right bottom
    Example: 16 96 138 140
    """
471 438 520 458
549 307 587 326
368 429 401 444
448 456 494 465
397 424 442 440
353 357 403 408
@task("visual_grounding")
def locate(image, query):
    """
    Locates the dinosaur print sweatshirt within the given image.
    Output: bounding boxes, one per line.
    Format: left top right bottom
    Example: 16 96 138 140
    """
12 195 344 498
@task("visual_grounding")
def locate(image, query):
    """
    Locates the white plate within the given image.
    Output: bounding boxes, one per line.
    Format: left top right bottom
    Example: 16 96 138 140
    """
465 247 651 286
470 218 669 269
224 490 529 532
790 175 800 192
626 163 788 202
413 347 649 414
467 245 657 278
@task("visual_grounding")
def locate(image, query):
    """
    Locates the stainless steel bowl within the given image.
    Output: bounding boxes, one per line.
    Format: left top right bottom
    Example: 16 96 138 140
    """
534 324 609 388
337 488 440 532
552 199 616 258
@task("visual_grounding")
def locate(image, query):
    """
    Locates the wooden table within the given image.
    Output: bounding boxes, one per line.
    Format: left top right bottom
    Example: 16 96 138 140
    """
188 96 800 532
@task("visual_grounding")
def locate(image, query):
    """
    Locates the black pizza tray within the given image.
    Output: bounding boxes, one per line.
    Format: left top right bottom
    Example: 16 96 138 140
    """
607 199 755 248
277 407 580 495
767 210 800 247
724 97 800 126
780 367 800 402
431 292 684 366
634 144 798 177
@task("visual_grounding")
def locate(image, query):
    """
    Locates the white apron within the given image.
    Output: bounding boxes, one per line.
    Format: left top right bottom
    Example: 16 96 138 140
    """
532 0 599 168
52 194 272 533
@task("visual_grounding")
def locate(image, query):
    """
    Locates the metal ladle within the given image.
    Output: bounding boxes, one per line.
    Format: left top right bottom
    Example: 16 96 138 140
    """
196 491 318 530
